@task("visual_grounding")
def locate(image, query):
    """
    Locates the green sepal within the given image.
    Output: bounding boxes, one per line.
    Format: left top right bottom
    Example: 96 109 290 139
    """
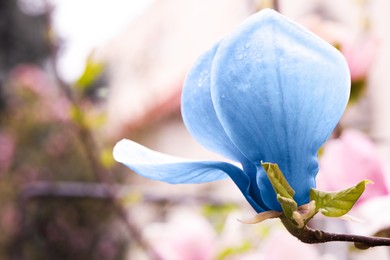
262 163 297 220
277 194 298 219
310 179 373 217
75 57 105 91
262 163 295 199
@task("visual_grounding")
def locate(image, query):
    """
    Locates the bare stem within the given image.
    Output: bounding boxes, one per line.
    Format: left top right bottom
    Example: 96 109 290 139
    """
280 215 390 249
272 0 280 12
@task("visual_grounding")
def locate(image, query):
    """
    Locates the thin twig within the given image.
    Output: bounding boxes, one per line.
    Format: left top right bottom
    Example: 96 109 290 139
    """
19 181 240 206
272 0 280 12
280 215 390 249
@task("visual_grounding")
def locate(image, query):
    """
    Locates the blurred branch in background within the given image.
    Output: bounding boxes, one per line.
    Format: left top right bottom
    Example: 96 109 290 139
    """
18 181 239 206
273 0 279 11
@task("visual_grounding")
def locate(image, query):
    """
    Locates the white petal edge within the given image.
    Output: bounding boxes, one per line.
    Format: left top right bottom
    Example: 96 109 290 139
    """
113 139 233 184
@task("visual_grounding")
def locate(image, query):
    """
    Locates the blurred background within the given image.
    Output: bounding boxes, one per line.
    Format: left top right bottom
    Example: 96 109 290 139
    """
0 0 390 259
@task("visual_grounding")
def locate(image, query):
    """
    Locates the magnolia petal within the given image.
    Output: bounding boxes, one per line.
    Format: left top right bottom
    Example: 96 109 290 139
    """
114 139 227 183
182 43 246 162
113 139 265 212
211 9 350 210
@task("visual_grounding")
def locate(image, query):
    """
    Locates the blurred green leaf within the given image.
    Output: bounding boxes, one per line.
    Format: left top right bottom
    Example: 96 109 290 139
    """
120 191 143 206
349 79 366 104
276 194 298 220
262 162 298 219
217 241 251 260
202 203 237 218
100 148 115 168
70 105 85 126
262 163 295 199
202 204 237 233
87 112 107 129
310 179 372 217
75 58 105 91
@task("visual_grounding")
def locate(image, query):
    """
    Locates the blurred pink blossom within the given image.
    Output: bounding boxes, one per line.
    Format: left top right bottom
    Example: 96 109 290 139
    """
260 230 320 260
144 211 217 260
317 129 388 203
10 64 53 96
9 64 70 122
0 132 15 175
301 15 378 82
341 36 379 82
346 195 390 260
347 195 390 236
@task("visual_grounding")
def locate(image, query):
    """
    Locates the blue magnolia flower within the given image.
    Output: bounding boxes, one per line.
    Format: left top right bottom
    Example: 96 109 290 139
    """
113 9 350 213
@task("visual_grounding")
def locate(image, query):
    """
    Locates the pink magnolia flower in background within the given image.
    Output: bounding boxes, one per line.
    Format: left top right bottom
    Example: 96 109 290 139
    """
348 195 390 236
0 133 15 175
9 64 71 122
341 35 378 82
260 230 320 260
346 195 390 260
301 15 378 82
317 129 388 203
143 211 217 260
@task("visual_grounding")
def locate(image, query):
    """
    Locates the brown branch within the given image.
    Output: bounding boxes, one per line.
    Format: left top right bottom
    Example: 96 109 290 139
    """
280 215 390 249
19 181 238 206
272 0 280 12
